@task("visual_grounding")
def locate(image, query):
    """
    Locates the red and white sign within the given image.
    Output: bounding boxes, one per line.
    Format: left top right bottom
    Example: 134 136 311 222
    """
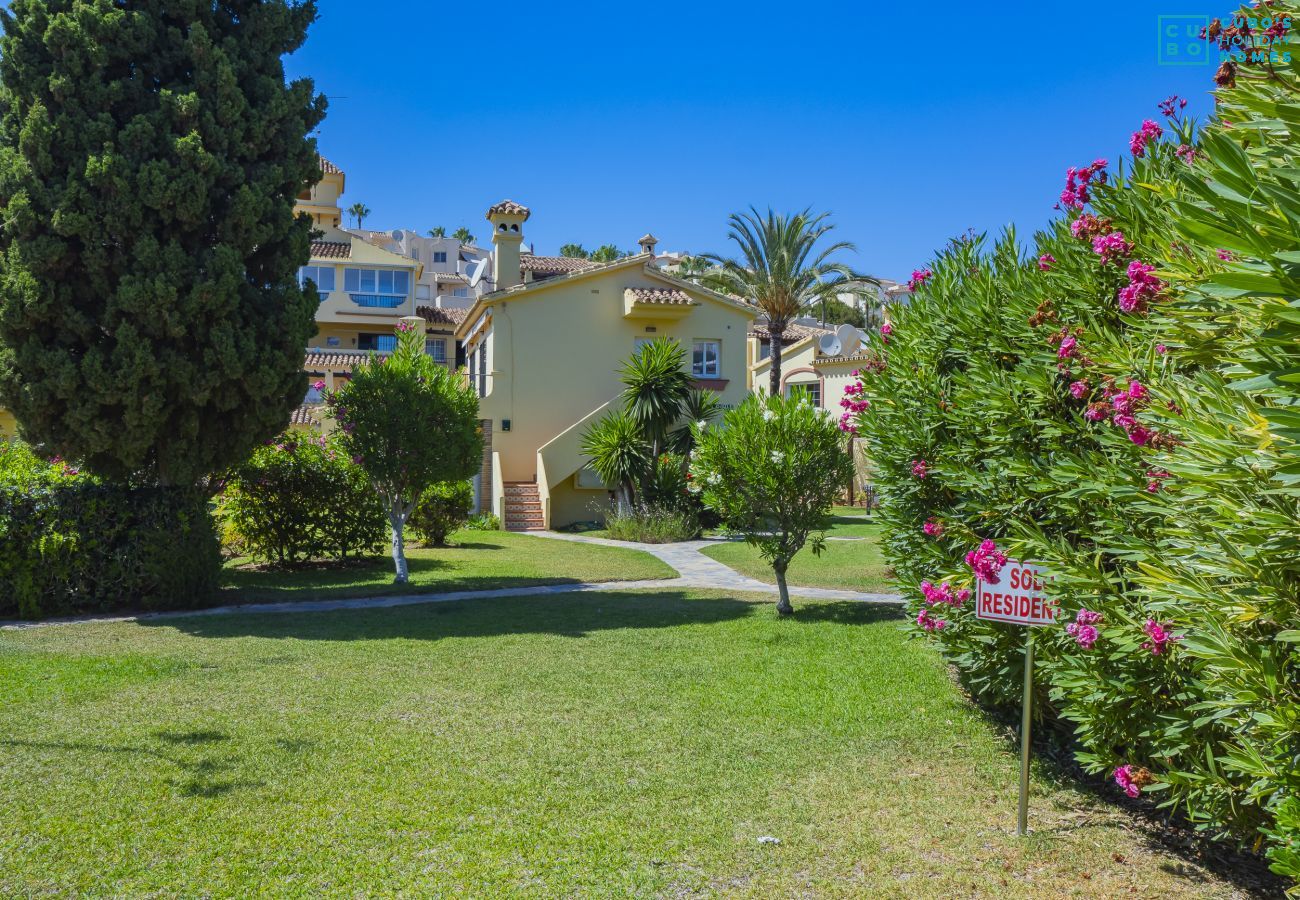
976 561 1059 626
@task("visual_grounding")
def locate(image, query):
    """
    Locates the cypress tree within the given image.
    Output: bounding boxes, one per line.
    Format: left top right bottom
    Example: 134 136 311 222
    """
0 1 327 484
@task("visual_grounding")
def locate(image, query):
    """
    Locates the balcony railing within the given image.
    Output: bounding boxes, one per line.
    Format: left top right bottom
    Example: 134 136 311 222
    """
349 293 406 309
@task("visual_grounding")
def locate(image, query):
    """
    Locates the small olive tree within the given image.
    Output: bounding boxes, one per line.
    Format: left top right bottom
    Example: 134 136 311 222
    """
327 322 481 582
691 394 853 615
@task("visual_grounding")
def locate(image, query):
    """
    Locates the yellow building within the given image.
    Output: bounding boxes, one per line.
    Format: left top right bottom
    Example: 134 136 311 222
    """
459 200 756 530
749 320 877 413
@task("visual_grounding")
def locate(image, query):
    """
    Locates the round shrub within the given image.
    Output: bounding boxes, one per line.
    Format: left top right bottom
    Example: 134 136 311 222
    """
408 480 473 546
219 431 386 565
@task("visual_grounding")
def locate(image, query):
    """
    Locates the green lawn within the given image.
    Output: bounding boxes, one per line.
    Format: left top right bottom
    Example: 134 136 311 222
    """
223 529 676 601
0 590 1246 897
701 515 892 593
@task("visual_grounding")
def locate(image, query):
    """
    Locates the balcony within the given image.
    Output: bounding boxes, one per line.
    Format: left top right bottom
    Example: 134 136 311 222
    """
349 293 406 309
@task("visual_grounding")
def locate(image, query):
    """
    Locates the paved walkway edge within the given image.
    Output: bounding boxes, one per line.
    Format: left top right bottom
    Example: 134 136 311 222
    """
1 531 902 631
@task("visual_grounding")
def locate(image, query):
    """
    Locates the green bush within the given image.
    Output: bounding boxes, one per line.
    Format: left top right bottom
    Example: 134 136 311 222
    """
0 443 220 618
465 512 500 531
852 19 1300 881
604 503 699 543
219 431 386 566
408 480 473 546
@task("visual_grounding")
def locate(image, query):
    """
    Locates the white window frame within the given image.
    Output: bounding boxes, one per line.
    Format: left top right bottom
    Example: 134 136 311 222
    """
692 340 721 378
343 267 410 297
433 251 448 263
425 337 447 363
786 381 821 408
299 265 336 292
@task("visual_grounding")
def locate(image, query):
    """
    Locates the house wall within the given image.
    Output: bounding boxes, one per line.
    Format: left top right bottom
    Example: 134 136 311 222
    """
473 266 753 524
0 408 16 439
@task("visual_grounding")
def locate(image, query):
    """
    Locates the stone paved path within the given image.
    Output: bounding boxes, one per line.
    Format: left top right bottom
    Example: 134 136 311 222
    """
1 531 901 631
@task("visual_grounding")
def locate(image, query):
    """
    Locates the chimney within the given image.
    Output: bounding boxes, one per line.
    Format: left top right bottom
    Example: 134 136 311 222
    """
485 199 530 291
637 233 659 257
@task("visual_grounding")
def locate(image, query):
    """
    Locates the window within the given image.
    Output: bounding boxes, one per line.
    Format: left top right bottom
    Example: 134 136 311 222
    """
344 268 410 297
478 343 488 397
691 340 720 378
433 251 447 263
425 338 447 362
299 266 336 292
304 383 323 403
758 342 771 360
452 287 469 298
358 333 397 352
787 381 822 408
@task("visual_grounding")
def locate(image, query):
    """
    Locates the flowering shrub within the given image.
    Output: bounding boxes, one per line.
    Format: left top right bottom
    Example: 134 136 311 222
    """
219 430 386 565
851 12 1300 882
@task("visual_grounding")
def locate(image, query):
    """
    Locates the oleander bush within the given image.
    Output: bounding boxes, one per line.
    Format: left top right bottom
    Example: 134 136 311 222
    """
0 441 220 618
219 430 386 566
852 10 1300 882
408 480 474 546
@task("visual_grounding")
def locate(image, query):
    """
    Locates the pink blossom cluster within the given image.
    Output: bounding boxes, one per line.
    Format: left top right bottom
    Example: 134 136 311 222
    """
1158 94 1187 117
879 322 893 344
48 454 79 478
1129 119 1163 158
1216 248 1236 261
1066 608 1103 649
911 458 928 479
1176 144 1198 165
923 518 945 538
1070 214 1109 240
838 381 870 434
1118 260 1164 314
1100 380 1155 445
916 608 946 632
1146 468 1171 493
1069 379 1090 400
908 268 933 291
1038 253 1056 271
1114 765 1141 799
1142 619 1180 655
1056 333 1078 361
395 320 416 333
1092 231 1132 266
965 539 1009 584
1059 159 1108 210
920 580 970 608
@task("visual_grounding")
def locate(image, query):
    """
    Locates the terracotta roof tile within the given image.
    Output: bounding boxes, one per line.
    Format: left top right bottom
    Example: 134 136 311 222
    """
486 199 531 220
318 155 342 176
311 240 350 259
520 254 595 274
304 349 381 371
417 305 470 326
290 404 322 426
748 321 834 342
625 287 696 306
432 271 468 284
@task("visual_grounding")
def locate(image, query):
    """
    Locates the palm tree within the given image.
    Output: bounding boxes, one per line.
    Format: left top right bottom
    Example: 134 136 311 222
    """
619 339 695 456
703 208 857 395
428 226 446 238
580 410 649 514
452 226 474 245
559 243 589 259
348 202 371 230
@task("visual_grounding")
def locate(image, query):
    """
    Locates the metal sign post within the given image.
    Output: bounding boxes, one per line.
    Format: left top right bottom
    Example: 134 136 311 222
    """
974 559 1057 837
1017 630 1034 837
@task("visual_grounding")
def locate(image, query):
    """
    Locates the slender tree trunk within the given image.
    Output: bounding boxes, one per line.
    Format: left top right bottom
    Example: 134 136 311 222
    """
389 510 409 584
769 328 785 397
773 558 793 616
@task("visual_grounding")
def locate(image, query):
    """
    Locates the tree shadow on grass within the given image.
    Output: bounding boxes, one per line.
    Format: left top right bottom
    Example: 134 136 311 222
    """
781 601 904 627
142 590 760 644
1 731 263 799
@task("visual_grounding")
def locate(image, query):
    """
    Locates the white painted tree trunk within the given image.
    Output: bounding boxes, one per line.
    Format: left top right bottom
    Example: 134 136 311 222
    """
773 559 793 616
389 510 409 584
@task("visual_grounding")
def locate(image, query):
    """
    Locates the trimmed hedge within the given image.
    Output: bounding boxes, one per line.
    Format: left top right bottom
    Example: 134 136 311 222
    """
0 471 220 619
408 480 473 546
852 15 1300 882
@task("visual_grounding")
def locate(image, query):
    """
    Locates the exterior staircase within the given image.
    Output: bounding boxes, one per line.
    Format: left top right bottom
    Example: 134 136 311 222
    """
503 480 544 532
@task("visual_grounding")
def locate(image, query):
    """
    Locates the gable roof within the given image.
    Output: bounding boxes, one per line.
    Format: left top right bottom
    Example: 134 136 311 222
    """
311 240 351 259
625 287 696 306
520 254 596 275
417 305 470 327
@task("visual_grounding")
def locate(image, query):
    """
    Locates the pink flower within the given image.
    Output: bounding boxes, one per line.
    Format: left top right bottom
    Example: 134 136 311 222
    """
1146 468 1171 493
1127 380 1148 402
919 580 968 608
351 454 364 465
312 380 326 391
1056 334 1079 360
1176 144 1198 165
1117 260 1164 315
1216 248 1236 261
1066 609 1103 649
1114 765 1141 799
1141 619 1180 655
916 608 946 632
1156 344 1168 355
911 459 928 479
1127 424 1154 446
1069 379 1090 400
908 268 933 291
1092 231 1132 265
923 518 945 538
1039 253 1056 271
1157 95 1186 117
965 539 1009 584
1129 119 1163 158
880 321 892 345
395 320 415 333
1076 608 1103 627
1058 160 1107 210
1084 402 1109 422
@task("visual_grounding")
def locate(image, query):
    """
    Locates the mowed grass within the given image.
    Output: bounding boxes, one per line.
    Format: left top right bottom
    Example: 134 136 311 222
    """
0 591 1244 898
223 529 675 601
701 513 892 593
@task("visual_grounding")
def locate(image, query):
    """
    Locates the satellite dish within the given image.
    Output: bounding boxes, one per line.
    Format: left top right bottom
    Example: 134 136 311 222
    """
836 323 860 356
818 333 842 357
390 229 403 242
467 258 488 288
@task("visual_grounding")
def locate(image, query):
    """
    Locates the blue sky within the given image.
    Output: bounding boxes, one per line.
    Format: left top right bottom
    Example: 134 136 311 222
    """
290 1 1226 281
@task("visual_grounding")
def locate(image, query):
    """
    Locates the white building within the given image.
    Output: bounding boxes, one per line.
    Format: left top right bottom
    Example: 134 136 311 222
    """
353 229 491 310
